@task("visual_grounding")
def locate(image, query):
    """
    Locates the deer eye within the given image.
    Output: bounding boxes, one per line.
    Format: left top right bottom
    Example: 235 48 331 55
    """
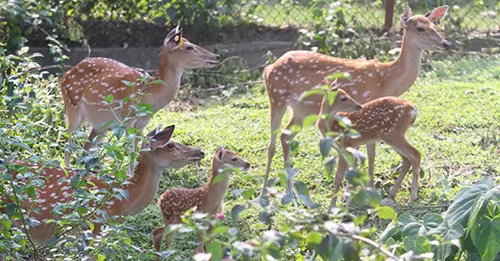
231 158 238 162
340 96 347 102
166 143 175 149
186 46 194 51
417 27 425 32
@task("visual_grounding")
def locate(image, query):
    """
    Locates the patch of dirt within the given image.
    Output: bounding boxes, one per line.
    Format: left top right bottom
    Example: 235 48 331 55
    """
26 20 301 48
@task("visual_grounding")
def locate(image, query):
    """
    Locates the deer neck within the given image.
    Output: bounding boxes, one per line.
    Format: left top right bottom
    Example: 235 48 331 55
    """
115 155 163 216
382 31 423 97
203 161 231 212
147 48 183 112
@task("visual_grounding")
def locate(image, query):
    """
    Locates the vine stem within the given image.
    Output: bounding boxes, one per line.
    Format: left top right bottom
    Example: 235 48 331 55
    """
9 179 39 261
324 226 399 261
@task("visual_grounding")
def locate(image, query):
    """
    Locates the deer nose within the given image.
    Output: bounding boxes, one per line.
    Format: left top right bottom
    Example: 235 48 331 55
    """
244 162 251 169
442 41 453 50
199 151 205 158
215 55 221 61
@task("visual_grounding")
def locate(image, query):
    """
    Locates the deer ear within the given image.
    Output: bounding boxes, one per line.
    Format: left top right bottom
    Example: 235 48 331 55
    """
214 146 225 161
165 25 184 50
150 125 175 149
146 125 162 138
424 5 449 25
400 5 412 28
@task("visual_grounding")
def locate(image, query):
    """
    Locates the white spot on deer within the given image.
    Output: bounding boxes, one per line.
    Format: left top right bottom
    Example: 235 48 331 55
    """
368 73 373 77
288 68 293 74
305 80 310 84
41 207 48 211
351 90 358 95
380 71 385 77
274 77 279 80
363 91 372 97
299 65 304 69
50 192 56 197
74 95 80 100
101 82 109 87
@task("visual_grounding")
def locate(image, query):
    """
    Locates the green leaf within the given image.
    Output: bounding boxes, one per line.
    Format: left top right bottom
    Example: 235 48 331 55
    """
378 222 399 244
96 254 106 261
302 115 318 128
147 79 166 85
212 174 228 185
5 203 18 217
422 213 443 230
121 80 135 87
306 232 322 246
117 189 129 200
281 194 293 205
471 208 500 261
258 211 270 224
415 236 432 254
206 242 223 261
319 137 333 158
212 226 228 235
230 204 246 221
327 90 338 106
104 94 114 103
0 219 12 231
398 213 419 227
323 156 337 180
377 206 397 221
299 88 325 100
402 222 423 239
443 177 496 227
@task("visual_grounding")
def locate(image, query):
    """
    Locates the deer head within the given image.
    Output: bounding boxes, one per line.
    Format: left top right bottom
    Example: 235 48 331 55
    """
162 25 221 69
400 5 453 51
144 125 205 169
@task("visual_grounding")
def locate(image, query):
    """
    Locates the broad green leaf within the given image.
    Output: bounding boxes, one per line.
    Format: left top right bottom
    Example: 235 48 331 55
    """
300 88 325 100
104 94 114 103
471 209 500 261
230 204 246 221
327 90 338 106
415 236 432 254
306 232 322 246
212 226 228 235
147 79 166 85
398 213 419 227
212 174 228 185
378 222 399 244
401 222 423 239
319 137 333 158
281 194 293 205
5 203 18 217
323 156 337 180
377 206 397 221
96 254 106 261
206 242 223 261
443 177 495 227
422 213 443 230
258 211 270 224
302 115 318 128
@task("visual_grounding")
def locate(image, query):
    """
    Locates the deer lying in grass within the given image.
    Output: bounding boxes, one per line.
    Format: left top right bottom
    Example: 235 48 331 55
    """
317 94 421 208
152 146 251 258
0 125 205 245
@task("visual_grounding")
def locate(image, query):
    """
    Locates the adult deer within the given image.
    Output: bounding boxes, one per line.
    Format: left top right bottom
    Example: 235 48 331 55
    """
260 5 452 197
0 125 205 245
152 146 251 258
60 25 220 170
317 96 421 207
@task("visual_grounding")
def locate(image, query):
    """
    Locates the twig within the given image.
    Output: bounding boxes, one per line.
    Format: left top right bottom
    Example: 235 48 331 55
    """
9 179 39 261
28 65 73 73
325 226 398 260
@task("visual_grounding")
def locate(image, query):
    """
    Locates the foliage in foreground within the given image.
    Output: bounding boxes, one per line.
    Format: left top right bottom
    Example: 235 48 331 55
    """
1 49 500 261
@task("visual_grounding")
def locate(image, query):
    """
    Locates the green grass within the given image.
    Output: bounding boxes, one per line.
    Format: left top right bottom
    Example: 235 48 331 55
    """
113 54 500 259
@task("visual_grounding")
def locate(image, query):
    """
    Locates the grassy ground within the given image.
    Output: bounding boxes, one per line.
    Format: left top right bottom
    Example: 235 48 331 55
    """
113 54 500 259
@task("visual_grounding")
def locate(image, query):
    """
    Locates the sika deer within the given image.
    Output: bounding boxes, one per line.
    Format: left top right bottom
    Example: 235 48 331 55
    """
0 125 205 245
317 97 421 208
61 25 220 170
152 146 251 258
260 5 451 196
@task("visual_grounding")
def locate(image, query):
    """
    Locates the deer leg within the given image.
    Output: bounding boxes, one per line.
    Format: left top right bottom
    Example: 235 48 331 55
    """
329 156 348 210
261 105 287 197
83 128 105 151
153 225 166 252
384 136 421 201
366 143 376 187
280 116 299 169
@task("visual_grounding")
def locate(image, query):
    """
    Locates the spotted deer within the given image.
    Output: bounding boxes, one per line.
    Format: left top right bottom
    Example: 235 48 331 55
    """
60 25 220 170
0 125 205 245
152 146 251 258
260 5 451 196
317 96 421 207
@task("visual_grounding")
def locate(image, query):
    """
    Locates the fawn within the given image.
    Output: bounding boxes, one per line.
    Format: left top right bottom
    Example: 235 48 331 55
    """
0 125 205 245
317 95 421 208
152 146 251 257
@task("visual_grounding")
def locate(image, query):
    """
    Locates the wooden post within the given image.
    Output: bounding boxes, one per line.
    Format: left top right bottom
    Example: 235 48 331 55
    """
384 0 396 32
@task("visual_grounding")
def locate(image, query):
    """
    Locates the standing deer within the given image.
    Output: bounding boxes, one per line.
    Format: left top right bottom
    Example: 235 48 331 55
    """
152 146 251 258
60 25 220 170
260 5 452 197
0 125 205 245
317 95 421 207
